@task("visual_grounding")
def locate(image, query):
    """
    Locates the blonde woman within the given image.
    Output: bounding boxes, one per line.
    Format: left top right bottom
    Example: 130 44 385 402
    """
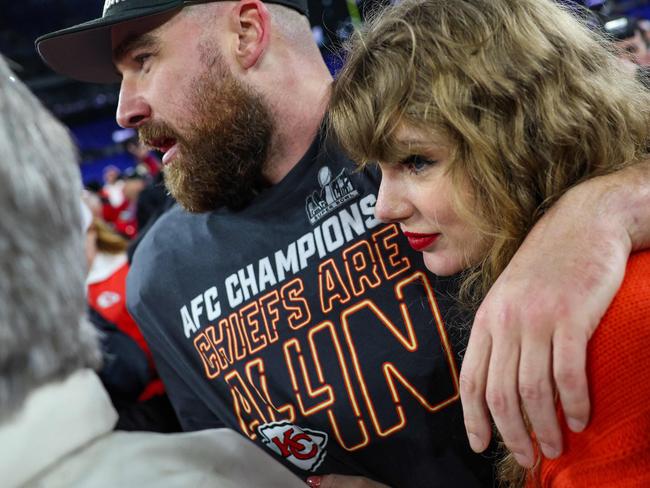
330 0 650 485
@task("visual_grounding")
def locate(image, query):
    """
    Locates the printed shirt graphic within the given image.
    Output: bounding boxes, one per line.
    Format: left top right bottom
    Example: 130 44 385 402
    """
305 166 359 224
258 421 328 472
127 132 494 487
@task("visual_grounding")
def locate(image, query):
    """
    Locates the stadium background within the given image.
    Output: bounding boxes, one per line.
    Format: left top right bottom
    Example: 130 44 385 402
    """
1 0 648 185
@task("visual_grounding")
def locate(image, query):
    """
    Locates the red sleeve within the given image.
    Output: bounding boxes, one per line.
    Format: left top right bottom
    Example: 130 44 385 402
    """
537 251 650 487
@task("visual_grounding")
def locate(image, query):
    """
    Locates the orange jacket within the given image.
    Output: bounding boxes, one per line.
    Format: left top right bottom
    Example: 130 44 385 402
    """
534 251 650 487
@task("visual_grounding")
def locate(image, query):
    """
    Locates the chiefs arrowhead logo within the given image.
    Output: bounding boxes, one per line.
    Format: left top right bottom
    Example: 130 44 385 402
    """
97 291 121 309
258 421 327 471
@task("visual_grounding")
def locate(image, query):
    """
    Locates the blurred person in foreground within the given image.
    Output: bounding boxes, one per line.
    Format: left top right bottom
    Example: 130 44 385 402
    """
0 55 303 488
330 0 650 485
36 1 650 486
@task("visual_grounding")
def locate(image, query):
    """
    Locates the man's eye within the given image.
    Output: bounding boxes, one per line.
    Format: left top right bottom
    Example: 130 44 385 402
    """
401 155 436 174
133 53 152 67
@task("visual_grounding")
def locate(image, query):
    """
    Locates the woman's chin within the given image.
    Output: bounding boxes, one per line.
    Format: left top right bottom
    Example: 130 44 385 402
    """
422 251 464 277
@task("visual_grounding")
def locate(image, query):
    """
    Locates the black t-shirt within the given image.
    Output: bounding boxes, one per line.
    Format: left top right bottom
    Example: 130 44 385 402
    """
127 132 495 487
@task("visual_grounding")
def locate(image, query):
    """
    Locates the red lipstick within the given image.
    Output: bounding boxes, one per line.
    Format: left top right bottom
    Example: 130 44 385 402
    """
402 231 440 252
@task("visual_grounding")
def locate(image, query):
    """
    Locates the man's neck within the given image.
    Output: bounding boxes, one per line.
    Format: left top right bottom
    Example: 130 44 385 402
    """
263 69 333 185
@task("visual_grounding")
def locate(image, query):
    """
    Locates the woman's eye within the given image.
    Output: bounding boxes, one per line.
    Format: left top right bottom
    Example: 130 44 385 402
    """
402 155 436 175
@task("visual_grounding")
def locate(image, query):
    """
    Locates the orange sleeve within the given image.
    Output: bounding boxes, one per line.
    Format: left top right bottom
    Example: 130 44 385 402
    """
537 251 650 487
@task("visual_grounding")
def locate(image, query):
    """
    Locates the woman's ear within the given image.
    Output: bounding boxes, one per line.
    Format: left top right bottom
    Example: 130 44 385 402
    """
232 0 271 69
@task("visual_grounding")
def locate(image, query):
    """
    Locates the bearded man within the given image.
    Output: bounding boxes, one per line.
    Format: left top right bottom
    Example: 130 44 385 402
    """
38 1 650 486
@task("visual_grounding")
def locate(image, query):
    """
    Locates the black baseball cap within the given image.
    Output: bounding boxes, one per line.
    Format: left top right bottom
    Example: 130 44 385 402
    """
36 0 309 84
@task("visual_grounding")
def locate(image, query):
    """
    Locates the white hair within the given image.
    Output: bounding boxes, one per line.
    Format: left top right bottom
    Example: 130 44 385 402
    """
0 55 100 423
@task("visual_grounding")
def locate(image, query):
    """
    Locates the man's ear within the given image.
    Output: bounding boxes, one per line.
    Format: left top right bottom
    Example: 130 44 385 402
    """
232 0 271 69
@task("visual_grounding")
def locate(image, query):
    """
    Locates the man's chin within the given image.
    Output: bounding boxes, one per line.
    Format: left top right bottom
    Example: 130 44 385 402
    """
175 197 222 214
165 178 256 214
157 72 272 213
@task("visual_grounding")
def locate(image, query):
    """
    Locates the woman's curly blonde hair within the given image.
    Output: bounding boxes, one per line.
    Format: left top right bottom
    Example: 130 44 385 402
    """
330 0 649 304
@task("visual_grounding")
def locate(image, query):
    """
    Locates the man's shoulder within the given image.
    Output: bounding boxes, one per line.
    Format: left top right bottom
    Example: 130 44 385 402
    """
146 203 195 237
127 205 207 302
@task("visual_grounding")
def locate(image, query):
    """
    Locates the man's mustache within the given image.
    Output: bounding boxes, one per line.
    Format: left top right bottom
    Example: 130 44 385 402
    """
138 121 184 149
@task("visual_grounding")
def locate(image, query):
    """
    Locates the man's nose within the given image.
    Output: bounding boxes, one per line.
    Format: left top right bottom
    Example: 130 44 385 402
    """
116 81 151 129
374 171 412 224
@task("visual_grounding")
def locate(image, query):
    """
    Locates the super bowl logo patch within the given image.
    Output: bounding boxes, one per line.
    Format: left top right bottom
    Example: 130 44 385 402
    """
258 421 328 471
305 166 359 224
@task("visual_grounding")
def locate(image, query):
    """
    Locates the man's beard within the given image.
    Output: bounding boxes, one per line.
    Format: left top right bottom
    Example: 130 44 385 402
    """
139 66 273 213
